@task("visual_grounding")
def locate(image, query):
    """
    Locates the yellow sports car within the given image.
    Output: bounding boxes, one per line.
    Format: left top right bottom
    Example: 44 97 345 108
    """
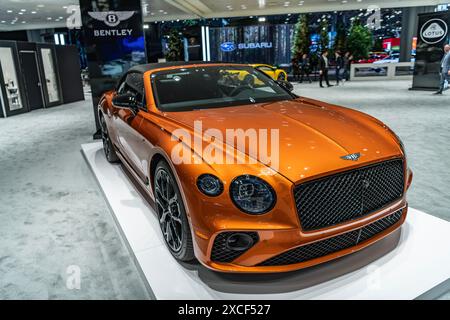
251 64 288 81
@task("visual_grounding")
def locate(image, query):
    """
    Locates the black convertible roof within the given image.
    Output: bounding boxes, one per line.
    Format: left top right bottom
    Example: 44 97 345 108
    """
128 61 239 73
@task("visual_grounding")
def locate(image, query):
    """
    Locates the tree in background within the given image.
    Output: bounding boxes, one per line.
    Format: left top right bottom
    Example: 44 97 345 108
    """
318 18 330 53
292 14 311 58
333 16 347 53
373 37 384 52
165 29 184 61
347 19 373 60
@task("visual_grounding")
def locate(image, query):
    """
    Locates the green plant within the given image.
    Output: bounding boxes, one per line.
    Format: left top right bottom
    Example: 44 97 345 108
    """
334 16 347 53
347 19 373 60
165 29 184 61
318 18 329 52
373 37 384 52
292 14 310 58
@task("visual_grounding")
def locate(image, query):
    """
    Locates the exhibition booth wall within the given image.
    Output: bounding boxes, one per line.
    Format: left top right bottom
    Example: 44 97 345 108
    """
0 40 84 118
412 11 450 90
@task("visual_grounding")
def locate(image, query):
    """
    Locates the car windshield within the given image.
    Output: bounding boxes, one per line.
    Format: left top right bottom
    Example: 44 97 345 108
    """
151 65 293 111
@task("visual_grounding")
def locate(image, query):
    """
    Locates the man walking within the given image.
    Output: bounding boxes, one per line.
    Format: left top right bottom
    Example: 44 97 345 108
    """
319 50 333 88
435 44 450 95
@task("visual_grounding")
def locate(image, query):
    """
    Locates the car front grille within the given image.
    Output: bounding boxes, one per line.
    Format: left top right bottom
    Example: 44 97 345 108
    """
258 208 404 267
294 159 404 231
211 232 259 263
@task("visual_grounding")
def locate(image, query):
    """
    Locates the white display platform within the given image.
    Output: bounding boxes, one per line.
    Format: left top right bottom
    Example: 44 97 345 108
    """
82 142 450 300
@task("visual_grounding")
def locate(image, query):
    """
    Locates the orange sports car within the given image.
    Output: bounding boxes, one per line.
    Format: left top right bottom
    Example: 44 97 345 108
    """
98 62 413 273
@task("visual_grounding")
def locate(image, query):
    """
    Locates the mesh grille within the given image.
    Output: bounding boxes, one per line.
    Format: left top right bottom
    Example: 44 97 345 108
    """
294 159 404 231
258 209 403 267
211 232 259 263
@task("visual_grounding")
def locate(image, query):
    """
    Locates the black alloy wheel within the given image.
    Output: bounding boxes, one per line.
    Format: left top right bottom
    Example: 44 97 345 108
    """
278 73 286 81
154 161 194 261
100 115 119 163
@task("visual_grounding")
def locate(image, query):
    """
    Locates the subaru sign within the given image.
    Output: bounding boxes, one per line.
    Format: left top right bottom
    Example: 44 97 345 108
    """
220 41 273 52
220 42 236 52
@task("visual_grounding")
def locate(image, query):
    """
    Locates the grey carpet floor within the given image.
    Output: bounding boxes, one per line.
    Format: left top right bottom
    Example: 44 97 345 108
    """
0 79 448 299
0 97 150 299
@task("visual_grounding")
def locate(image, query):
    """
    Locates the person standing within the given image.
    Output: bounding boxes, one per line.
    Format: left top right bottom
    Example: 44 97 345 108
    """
319 50 332 88
435 44 450 95
335 51 344 86
291 56 300 82
342 52 352 82
299 53 312 83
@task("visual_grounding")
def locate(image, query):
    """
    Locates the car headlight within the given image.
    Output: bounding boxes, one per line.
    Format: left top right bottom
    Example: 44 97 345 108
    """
197 174 223 196
230 175 276 215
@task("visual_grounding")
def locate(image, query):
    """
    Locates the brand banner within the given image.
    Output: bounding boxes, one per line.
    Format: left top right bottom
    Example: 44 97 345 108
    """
209 25 294 66
412 12 450 90
79 0 146 136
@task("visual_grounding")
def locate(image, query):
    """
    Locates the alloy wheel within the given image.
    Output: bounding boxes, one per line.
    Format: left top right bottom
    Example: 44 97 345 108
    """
101 117 111 159
154 168 183 252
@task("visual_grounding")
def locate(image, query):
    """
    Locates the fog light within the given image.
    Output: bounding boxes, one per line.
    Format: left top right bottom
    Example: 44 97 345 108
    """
226 233 254 251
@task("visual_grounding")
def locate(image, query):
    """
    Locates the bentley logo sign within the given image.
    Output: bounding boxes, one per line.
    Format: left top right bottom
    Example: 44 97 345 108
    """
88 11 135 27
420 18 448 45
341 153 361 161
88 11 135 37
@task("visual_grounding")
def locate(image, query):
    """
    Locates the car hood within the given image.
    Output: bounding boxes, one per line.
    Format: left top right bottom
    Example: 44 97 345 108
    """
163 98 402 183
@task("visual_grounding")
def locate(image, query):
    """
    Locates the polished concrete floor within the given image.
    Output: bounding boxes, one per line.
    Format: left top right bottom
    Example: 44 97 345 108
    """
0 97 150 299
0 80 448 299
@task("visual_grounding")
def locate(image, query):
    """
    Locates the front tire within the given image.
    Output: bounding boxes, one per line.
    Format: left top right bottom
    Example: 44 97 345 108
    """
277 73 286 81
153 160 195 262
100 114 120 163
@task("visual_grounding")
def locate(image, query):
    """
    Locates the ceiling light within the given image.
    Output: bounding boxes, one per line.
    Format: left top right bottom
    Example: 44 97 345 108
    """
258 17 266 22
20 9 26 12
143 24 149 29
7 10 12 13
37 4 45 8
31 11 37 14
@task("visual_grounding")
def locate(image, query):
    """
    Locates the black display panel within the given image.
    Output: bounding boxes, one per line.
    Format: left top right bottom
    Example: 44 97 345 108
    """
412 12 450 90
55 45 84 104
209 24 294 67
79 0 146 136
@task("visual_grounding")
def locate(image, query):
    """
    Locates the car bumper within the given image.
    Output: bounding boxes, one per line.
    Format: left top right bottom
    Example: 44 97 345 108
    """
196 202 408 274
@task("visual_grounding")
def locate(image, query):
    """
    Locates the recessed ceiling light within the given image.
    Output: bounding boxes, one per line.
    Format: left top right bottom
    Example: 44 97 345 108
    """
47 17 52 20
18 12 23 15
37 4 45 8
31 11 37 14
7 10 12 13
20 9 26 12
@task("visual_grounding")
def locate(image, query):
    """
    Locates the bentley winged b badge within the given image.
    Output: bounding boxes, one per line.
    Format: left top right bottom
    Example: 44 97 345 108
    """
341 153 361 161
88 11 135 27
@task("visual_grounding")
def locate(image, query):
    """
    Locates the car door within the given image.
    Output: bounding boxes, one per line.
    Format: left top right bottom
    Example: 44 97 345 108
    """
112 72 148 183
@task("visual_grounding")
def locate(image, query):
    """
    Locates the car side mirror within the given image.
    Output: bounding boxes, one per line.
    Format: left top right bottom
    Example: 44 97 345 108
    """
276 80 294 92
112 93 138 112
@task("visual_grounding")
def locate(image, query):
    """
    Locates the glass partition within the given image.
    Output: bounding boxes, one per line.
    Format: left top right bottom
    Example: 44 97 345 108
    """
0 47 23 111
40 48 60 103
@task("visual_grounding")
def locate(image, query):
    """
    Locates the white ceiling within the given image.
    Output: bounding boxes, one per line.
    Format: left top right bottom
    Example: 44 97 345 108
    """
0 0 447 31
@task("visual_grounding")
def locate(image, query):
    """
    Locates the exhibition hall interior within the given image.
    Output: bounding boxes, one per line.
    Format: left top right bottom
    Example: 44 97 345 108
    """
0 0 449 301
